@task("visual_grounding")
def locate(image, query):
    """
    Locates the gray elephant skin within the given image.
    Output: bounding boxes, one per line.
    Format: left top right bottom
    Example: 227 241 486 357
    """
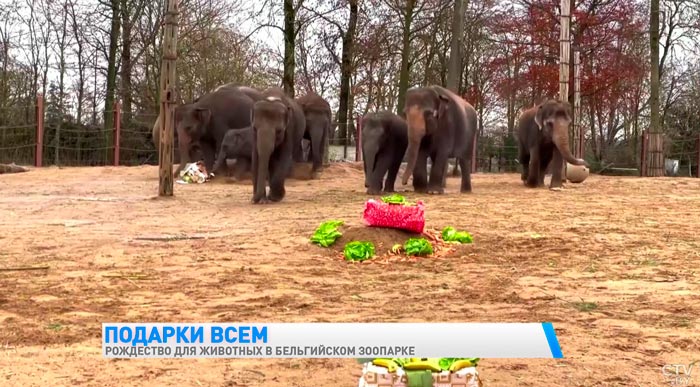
173 86 261 176
251 88 306 204
401 85 477 194
211 126 253 177
295 92 332 174
516 99 587 189
361 111 408 195
151 84 263 175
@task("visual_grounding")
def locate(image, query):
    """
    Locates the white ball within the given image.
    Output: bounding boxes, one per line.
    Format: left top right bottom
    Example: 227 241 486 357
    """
566 163 589 183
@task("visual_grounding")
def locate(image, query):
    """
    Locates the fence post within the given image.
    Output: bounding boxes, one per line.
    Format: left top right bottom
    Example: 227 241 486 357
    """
113 101 121 166
471 134 477 173
35 94 44 167
355 115 362 162
640 129 648 177
696 132 700 178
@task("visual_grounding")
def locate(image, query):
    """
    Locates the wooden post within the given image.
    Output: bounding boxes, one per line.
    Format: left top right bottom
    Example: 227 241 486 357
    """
559 0 571 104
641 129 649 176
35 94 44 167
113 101 121 166
158 0 179 196
355 115 362 162
696 132 700 178
574 51 582 158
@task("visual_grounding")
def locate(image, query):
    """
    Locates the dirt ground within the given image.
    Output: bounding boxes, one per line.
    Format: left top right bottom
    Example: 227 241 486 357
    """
1 163 699 387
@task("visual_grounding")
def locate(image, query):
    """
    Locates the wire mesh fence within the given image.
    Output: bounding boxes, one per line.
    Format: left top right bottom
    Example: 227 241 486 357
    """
1 96 699 179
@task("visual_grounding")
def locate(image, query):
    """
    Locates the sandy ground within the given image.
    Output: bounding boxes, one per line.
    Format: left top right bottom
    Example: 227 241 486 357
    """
0 163 699 387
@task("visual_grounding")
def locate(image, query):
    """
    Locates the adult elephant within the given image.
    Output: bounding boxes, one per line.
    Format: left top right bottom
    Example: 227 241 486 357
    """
250 88 306 204
295 92 332 174
516 99 588 189
401 85 477 194
173 87 258 176
361 111 408 195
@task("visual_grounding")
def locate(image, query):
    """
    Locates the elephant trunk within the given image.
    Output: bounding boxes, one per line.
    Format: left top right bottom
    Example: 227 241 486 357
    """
401 136 422 185
552 119 588 167
363 142 378 187
310 122 324 171
254 129 274 200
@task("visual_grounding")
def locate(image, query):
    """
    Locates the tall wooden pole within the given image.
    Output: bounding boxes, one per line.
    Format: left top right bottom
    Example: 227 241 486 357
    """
648 0 663 176
158 0 179 196
574 51 582 158
559 0 571 178
559 0 571 103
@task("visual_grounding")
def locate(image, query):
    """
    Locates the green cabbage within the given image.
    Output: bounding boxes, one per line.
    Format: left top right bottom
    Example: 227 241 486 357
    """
404 238 433 256
441 226 474 243
344 241 375 261
310 220 344 247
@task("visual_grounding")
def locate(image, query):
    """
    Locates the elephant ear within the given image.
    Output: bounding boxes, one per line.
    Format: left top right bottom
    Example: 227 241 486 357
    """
195 108 212 127
534 104 545 131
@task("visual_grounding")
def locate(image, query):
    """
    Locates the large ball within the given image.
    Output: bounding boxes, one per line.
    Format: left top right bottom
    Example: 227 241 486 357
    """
566 163 589 183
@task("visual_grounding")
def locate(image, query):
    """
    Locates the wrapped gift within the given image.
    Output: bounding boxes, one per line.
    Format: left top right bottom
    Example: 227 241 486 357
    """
362 199 426 234
357 362 482 387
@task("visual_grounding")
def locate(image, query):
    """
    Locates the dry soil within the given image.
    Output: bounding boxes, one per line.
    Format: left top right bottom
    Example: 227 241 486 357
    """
0 163 698 387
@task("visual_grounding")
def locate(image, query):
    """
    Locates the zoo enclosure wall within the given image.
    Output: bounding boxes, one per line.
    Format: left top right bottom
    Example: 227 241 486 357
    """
1 95 699 178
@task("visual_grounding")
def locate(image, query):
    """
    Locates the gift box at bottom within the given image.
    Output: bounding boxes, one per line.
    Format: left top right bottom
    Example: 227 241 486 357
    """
357 363 483 387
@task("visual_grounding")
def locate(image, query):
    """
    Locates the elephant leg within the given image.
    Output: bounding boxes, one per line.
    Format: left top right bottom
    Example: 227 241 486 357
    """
549 149 565 189
412 148 429 193
201 140 216 173
427 152 448 194
459 156 473 193
310 128 324 174
519 148 530 182
211 146 227 176
452 158 460 176
384 150 403 193
538 148 553 187
525 146 539 188
174 130 191 177
369 153 392 195
267 152 288 202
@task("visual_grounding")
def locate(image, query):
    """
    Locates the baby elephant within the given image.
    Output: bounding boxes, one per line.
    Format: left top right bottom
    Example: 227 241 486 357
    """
361 111 408 195
212 127 253 177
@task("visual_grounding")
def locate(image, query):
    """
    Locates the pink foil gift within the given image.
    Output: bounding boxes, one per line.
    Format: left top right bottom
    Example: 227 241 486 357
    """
362 199 426 234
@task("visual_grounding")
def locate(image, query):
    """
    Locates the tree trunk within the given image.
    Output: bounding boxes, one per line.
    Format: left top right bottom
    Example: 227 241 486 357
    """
283 0 296 98
104 0 121 162
396 0 416 115
648 0 663 176
446 0 463 92
120 0 133 126
336 0 358 157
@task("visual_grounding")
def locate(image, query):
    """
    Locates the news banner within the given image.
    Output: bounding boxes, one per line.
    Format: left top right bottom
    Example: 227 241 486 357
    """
102 323 563 359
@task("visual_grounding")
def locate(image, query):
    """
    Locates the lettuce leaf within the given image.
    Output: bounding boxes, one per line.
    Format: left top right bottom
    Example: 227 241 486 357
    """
441 226 474 244
404 238 433 256
310 220 344 247
344 241 375 261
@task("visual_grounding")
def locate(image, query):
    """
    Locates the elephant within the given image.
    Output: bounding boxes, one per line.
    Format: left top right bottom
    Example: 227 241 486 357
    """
516 99 588 189
401 85 477 194
211 126 253 177
173 87 258 176
361 110 408 195
295 92 332 174
250 88 306 204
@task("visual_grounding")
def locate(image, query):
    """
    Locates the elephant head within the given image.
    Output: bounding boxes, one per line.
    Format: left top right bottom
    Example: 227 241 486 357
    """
174 104 212 164
251 97 290 201
534 100 587 167
401 87 450 185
